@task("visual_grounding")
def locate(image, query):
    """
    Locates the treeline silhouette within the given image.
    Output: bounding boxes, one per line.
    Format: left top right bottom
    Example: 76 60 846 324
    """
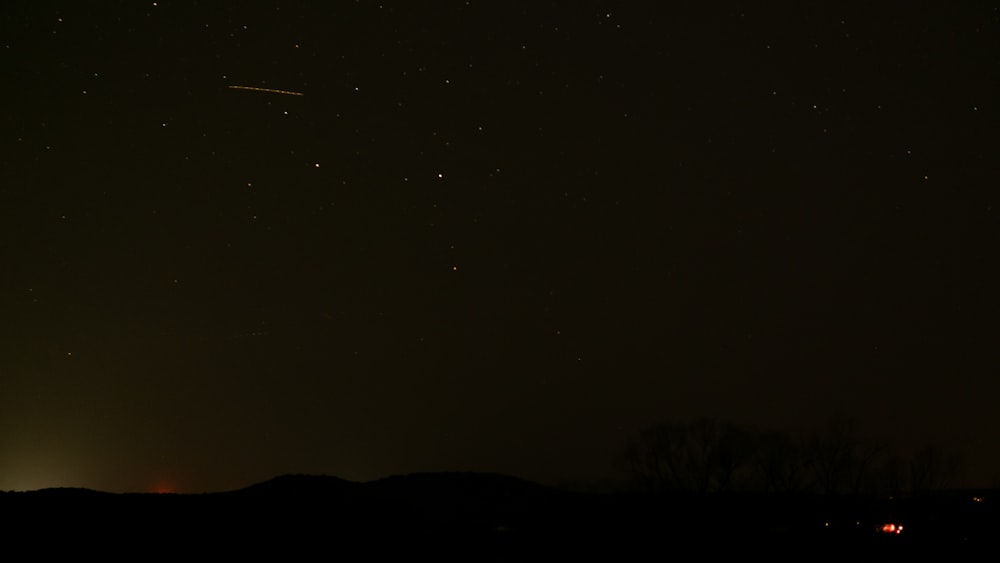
624 415 967 496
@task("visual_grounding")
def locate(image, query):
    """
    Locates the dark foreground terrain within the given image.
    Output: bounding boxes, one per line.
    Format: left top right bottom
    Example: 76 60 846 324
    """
3 474 996 560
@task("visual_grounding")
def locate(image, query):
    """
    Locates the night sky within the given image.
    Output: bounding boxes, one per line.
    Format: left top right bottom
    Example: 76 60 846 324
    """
2 1 998 493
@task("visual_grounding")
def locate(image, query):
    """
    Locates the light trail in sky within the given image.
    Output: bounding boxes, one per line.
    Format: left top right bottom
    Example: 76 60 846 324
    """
228 85 304 96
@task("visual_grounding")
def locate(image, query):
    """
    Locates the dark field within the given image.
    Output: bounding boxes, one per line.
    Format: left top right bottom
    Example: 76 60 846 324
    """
3 473 995 560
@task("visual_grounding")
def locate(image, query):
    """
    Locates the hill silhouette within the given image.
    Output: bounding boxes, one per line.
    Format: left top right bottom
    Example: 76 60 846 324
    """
2 472 997 560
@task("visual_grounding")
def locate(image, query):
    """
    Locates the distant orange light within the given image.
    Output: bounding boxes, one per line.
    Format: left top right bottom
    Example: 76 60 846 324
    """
151 482 175 494
880 523 903 534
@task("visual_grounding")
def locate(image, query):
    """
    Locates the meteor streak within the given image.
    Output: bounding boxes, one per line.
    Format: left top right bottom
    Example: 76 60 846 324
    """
228 85 304 96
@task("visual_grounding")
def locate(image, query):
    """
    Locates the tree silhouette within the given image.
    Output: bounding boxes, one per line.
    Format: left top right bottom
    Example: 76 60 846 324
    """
626 415 970 496
754 430 808 493
805 414 887 495
625 418 757 493
625 421 685 493
908 444 966 493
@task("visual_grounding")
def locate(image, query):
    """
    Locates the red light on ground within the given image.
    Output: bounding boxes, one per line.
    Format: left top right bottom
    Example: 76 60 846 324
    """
880 523 903 534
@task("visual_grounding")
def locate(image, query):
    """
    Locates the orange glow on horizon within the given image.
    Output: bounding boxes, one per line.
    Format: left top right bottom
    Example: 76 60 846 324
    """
151 481 176 494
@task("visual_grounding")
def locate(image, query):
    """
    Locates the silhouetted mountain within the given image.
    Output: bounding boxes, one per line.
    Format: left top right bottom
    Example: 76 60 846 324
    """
3 474 997 560
229 473 359 497
27 486 113 498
